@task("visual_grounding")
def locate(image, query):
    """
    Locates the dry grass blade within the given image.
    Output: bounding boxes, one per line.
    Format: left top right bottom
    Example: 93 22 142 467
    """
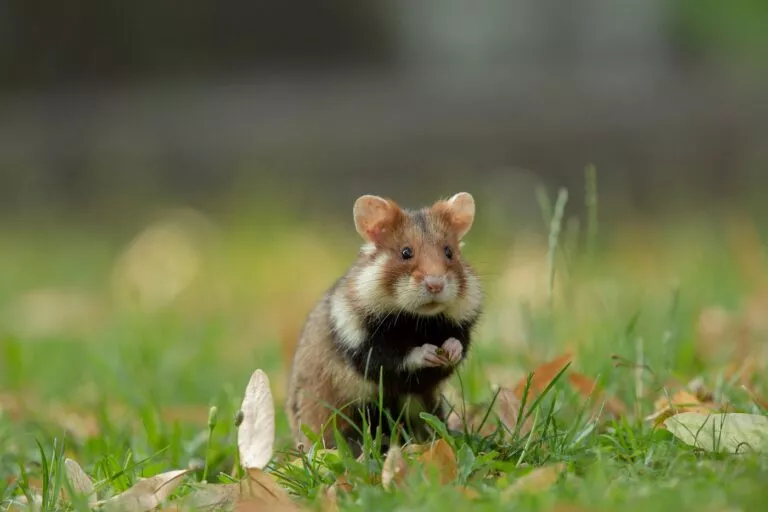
502 463 566 498
64 458 96 506
238 370 275 470
381 445 408 490
100 469 190 512
513 353 573 402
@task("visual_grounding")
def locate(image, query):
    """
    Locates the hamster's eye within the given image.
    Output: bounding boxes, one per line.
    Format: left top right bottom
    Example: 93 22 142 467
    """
444 245 453 260
401 247 414 260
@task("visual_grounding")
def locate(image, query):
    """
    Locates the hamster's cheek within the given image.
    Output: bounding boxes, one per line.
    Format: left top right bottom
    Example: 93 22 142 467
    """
443 278 459 302
394 274 424 309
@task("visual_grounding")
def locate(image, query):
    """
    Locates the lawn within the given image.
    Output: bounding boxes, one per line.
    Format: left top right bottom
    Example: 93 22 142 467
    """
1 182 767 511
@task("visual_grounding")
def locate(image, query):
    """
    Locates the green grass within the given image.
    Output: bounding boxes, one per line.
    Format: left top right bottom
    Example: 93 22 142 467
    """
1 186 768 511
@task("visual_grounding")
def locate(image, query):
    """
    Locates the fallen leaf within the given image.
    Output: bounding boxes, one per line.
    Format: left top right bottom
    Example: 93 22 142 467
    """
496 387 534 437
235 498 302 512
567 372 626 418
664 412 768 453
414 439 457 485
238 370 275 470
180 483 240 511
64 458 96 506
7 493 43 512
513 354 573 403
238 469 299 510
646 390 719 426
100 469 190 512
502 463 566 498
381 445 408 490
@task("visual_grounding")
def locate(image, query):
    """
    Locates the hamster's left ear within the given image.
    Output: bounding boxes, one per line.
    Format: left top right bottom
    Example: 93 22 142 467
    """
433 192 475 240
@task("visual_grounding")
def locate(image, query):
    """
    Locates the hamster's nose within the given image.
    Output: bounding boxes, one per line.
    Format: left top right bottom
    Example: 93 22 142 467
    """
424 275 446 294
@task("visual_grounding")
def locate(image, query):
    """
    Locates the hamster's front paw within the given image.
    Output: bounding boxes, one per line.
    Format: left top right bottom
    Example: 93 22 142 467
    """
440 337 463 365
418 343 448 367
406 343 451 370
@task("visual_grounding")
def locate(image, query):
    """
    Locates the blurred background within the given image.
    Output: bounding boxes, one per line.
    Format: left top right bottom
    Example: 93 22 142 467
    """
1 0 767 431
2 0 768 219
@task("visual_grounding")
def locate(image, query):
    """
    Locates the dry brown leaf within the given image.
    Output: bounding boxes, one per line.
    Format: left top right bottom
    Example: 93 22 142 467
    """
414 439 457 485
502 463 566 498
381 445 408 490
99 469 190 512
496 387 534 437
240 468 297 508
64 458 96 506
185 469 300 512
238 370 275 470
646 390 719 426
513 353 573 403
567 372 626 418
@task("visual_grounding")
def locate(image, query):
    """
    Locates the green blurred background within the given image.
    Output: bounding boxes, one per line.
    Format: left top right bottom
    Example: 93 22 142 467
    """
1 0 767 444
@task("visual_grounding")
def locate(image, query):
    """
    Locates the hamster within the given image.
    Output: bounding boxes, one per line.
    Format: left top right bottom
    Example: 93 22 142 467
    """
286 192 483 451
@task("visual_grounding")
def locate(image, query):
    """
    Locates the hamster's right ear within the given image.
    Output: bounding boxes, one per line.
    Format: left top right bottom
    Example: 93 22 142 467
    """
353 195 402 243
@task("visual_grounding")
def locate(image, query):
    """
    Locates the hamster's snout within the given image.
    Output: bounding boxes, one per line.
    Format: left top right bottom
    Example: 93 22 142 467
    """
424 275 446 294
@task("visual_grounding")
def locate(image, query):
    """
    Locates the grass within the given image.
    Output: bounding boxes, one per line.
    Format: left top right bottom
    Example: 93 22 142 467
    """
1 182 768 511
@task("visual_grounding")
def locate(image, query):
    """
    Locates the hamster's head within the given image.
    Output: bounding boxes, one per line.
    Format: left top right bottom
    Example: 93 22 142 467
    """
351 192 481 320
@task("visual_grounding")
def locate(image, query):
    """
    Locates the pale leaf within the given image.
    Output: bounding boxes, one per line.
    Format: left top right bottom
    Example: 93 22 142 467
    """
100 469 190 512
381 445 408 490
663 412 768 453
238 370 275 470
180 483 239 511
502 463 565 498
64 458 96 506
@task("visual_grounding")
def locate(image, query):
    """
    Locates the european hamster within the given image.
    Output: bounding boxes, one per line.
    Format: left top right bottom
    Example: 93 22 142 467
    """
286 192 483 451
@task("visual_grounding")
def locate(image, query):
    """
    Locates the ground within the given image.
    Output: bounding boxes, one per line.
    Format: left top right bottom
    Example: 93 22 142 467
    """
1 196 767 511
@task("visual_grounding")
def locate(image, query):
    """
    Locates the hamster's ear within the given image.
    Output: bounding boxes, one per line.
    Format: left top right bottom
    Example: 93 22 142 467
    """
353 195 402 243
433 192 475 240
